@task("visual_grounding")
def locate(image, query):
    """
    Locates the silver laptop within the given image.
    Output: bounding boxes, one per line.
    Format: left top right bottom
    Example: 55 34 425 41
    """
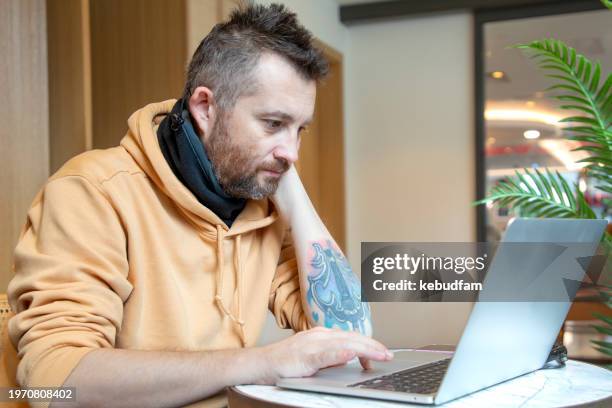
277 218 608 405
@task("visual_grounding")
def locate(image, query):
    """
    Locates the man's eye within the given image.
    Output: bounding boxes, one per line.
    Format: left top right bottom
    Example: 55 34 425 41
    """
265 120 283 129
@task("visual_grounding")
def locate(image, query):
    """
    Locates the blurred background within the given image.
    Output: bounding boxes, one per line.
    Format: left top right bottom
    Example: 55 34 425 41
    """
1 0 610 362
483 9 611 240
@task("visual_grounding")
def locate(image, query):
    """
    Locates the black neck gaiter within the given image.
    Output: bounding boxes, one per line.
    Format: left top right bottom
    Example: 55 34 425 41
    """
157 99 246 227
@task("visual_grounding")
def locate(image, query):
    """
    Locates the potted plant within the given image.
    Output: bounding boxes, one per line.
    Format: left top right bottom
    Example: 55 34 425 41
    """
476 3 611 365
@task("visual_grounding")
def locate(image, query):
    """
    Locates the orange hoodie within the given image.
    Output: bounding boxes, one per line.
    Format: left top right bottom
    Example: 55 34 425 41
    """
6 99 310 405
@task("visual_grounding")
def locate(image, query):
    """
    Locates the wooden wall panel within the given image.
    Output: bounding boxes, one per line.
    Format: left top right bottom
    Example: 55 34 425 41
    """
186 0 219 58
0 0 49 291
90 0 187 149
47 0 92 173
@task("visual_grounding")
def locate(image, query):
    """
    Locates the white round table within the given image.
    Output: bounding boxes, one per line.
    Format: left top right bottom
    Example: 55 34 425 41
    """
232 360 612 407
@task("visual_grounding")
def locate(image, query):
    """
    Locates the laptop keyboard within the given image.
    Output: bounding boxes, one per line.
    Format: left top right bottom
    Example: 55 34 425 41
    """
348 358 451 394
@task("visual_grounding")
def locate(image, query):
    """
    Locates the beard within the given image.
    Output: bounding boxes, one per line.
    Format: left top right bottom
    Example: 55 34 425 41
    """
205 116 290 199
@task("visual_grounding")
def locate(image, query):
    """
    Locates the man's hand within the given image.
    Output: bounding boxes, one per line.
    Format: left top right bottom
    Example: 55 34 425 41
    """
259 327 393 382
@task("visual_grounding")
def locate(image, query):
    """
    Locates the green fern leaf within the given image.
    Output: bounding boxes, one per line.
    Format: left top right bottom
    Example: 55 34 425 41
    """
592 343 612 357
546 84 583 94
475 168 596 219
554 95 592 105
590 62 601 93
559 105 598 116
517 40 609 130
559 116 601 126
578 156 612 166
582 60 592 84
593 325 612 336
595 73 611 103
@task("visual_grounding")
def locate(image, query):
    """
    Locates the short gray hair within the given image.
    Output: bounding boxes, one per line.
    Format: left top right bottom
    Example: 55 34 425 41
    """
183 2 329 111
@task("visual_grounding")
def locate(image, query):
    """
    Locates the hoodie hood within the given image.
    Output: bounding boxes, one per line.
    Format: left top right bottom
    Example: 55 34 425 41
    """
120 99 280 346
120 99 279 237
157 98 246 227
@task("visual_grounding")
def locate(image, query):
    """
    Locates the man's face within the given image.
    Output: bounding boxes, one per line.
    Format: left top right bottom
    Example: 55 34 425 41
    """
205 53 316 199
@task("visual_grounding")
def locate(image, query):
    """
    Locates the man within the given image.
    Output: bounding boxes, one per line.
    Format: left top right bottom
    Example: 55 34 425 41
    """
7 3 392 407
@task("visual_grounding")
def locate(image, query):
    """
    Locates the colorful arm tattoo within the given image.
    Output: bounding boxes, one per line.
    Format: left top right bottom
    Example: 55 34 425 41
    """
305 240 371 333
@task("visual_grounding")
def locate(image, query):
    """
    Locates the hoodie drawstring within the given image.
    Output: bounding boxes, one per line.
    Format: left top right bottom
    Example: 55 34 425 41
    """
212 225 246 346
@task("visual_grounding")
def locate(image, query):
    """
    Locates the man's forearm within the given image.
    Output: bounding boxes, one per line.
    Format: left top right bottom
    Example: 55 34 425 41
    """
274 168 372 336
54 347 268 408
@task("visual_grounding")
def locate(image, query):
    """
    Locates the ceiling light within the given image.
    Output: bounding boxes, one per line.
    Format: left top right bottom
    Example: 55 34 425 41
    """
490 71 505 79
487 137 496 145
485 109 562 126
523 130 541 139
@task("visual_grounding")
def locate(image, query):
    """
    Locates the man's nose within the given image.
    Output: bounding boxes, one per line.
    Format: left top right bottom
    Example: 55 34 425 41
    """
273 134 299 165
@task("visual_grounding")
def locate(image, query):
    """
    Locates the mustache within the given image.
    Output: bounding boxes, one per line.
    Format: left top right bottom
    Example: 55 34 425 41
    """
260 158 290 174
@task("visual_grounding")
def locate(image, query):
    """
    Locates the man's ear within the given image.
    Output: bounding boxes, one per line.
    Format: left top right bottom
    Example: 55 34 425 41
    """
188 86 216 142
